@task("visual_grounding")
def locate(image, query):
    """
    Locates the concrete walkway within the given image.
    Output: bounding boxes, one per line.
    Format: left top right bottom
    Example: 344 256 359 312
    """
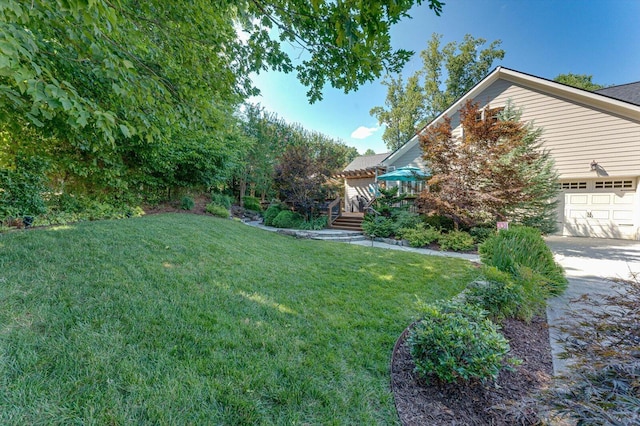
544 235 640 375
245 221 640 376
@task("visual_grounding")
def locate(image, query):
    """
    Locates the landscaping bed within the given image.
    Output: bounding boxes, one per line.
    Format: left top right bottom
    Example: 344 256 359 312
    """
392 315 552 425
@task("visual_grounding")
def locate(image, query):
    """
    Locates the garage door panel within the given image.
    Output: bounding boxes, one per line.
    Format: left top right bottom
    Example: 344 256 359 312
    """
569 195 588 204
591 210 610 219
569 209 587 219
613 210 634 221
591 195 611 204
613 194 634 204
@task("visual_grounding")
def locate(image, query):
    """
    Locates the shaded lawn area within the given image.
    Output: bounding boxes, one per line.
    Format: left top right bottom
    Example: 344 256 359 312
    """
0 214 477 425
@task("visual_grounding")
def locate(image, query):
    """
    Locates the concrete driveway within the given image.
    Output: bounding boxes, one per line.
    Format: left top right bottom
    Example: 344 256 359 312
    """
545 235 640 374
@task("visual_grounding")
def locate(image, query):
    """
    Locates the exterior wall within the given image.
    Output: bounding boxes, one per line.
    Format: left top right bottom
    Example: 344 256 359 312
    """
344 177 376 212
388 142 426 170
468 78 640 179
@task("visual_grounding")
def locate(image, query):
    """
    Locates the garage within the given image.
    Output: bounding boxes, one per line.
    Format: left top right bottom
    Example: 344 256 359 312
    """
559 179 638 239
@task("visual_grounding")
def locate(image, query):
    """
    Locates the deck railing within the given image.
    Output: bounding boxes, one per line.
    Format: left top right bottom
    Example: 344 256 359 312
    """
326 196 341 228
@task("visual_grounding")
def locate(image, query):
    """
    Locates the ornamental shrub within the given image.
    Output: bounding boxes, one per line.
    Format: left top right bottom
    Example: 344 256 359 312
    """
211 193 233 209
465 266 546 322
205 203 230 218
398 224 441 247
408 299 516 384
263 203 286 226
242 196 262 212
180 196 195 210
438 230 475 251
479 226 567 296
361 215 396 238
298 215 328 230
271 210 304 228
470 225 496 243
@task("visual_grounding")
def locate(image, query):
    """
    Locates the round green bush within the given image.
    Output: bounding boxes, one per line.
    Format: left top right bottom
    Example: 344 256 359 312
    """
180 196 195 210
408 300 515 384
242 196 262 212
398 224 441 247
271 210 304 228
361 215 396 238
479 226 567 296
264 203 286 226
211 193 232 209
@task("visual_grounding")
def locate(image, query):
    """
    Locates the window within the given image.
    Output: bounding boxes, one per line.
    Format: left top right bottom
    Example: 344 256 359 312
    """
475 106 504 123
400 180 426 196
595 180 634 189
559 182 587 190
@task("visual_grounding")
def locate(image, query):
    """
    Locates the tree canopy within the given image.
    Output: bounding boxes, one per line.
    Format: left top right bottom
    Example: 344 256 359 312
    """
371 33 505 151
554 73 605 91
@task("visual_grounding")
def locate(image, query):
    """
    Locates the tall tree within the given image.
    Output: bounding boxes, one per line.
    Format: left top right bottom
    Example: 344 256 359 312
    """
370 74 425 151
363 148 377 155
370 34 505 150
554 73 605 91
417 101 559 233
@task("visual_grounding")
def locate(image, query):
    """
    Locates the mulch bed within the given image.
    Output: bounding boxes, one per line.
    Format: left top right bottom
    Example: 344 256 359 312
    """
391 316 553 425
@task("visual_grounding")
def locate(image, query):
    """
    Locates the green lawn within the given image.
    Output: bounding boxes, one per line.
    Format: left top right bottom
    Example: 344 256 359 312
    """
0 214 477 425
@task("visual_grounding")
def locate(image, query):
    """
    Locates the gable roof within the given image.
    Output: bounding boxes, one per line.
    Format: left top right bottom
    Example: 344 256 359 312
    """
343 153 388 172
384 67 640 166
595 82 640 106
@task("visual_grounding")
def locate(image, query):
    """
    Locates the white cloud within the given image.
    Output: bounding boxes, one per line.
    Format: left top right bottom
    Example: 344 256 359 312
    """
350 126 379 139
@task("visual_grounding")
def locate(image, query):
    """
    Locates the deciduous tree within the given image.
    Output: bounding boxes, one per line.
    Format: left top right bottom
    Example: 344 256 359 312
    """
370 34 505 150
554 73 605 91
417 101 559 232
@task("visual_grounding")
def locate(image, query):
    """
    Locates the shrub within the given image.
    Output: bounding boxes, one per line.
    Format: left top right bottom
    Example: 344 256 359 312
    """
391 210 422 230
271 210 304 228
398 224 441 247
479 226 567 296
423 214 455 231
180 196 195 210
470 225 496 243
438 230 475 251
361 215 396 238
211 193 233 209
465 266 546 322
540 277 640 424
298 215 328 230
408 300 516 384
263 203 286 226
242 196 262 212
205 203 230 218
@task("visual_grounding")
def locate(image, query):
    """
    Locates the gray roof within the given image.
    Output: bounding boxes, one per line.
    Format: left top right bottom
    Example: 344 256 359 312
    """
343 153 389 172
595 82 640 106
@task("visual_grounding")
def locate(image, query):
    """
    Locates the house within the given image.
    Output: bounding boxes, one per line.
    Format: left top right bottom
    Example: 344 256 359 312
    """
335 152 388 213
341 67 640 239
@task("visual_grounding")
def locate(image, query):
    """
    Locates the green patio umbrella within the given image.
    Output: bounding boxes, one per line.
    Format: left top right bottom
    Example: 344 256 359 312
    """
376 166 430 182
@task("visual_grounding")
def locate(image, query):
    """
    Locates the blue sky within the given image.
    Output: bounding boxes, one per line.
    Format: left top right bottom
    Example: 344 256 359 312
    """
248 0 640 155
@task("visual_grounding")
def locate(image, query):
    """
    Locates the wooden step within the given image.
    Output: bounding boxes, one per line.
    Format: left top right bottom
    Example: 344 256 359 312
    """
331 215 364 231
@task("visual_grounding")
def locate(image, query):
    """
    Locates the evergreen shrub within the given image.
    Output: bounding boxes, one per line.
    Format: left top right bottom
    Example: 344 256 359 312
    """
438 230 475 251
271 210 304 228
361 215 396 238
211 193 233 209
180 196 195 210
206 203 230 218
242 196 262 212
264 203 286 226
479 226 567 296
408 300 516 384
398 224 441 247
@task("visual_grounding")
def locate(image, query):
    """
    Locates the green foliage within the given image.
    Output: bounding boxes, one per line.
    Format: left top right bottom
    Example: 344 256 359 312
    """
180 196 195 211
271 210 304 229
263 203 287 226
479 226 567 296
465 266 546 322
205 203 230 218
408 300 515 384
211 193 233 209
398 224 441 247
298 215 328 230
438 230 475 252
390 210 422 230
362 215 396 238
554 73 605 91
540 277 640 424
0 155 49 219
469 225 496 243
242 196 262 212
423 214 455 231
371 33 505 150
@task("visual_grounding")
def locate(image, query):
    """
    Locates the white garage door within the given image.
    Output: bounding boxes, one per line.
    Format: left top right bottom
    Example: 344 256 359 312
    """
560 179 638 239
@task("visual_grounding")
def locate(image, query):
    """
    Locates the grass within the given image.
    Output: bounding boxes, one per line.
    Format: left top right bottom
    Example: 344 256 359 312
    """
0 214 477 425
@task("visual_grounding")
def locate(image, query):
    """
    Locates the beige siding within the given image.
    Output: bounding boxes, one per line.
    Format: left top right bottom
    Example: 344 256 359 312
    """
390 142 426 169
464 79 640 179
344 177 375 212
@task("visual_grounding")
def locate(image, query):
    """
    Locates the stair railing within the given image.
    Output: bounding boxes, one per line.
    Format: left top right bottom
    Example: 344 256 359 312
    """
364 196 380 216
326 196 341 228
